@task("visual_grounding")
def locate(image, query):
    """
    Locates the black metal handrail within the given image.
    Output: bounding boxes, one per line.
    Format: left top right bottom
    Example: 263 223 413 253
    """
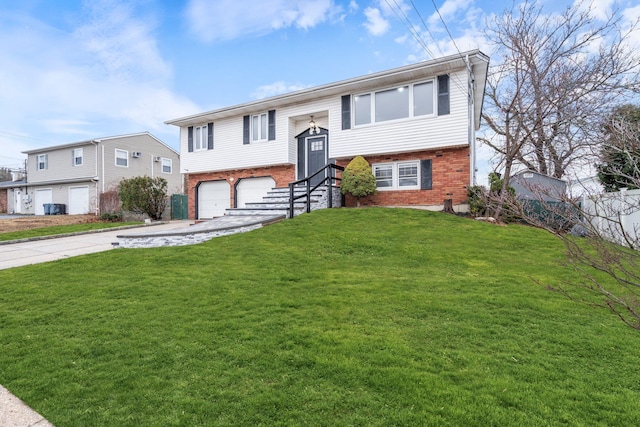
288 163 345 218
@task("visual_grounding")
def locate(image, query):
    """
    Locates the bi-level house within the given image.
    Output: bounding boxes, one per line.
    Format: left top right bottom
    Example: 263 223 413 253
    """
166 50 489 219
14 132 181 215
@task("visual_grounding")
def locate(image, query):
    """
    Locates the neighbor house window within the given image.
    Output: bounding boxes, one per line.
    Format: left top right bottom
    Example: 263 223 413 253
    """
37 154 48 170
373 161 420 190
161 158 172 174
354 80 436 126
252 112 268 142
115 149 128 167
72 148 83 166
194 125 208 151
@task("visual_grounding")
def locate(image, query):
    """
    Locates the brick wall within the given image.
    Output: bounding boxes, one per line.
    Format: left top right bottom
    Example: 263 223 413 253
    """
186 164 296 219
336 146 470 208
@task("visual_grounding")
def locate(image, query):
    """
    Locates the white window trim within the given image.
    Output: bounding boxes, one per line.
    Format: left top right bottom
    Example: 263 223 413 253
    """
37 154 47 171
372 160 420 191
161 158 172 174
73 148 83 166
115 149 128 167
354 79 436 127
194 124 208 151
251 112 268 143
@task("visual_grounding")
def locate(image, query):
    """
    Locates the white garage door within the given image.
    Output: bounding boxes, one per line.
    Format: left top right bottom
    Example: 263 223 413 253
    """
69 186 90 215
198 180 230 218
236 177 275 208
34 189 52 215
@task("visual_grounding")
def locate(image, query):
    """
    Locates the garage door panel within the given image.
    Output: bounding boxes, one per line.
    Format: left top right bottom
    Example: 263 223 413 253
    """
198 181 230 218
69 186 89 215
34 189 52 215
236 177 275 208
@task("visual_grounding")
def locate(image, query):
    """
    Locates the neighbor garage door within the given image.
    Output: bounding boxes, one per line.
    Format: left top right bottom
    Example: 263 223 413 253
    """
236 177 275 208
198 180 230 218
69 186 90 214
34 189 52 215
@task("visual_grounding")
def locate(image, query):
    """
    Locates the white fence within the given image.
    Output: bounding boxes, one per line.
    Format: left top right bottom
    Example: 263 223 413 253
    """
582 188 640 248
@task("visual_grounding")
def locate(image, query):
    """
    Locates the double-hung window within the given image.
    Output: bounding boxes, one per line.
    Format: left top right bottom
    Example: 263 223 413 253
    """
252 113 268 142
37 154 48 170
72 148 83 166
354 80 435 126
161 158 172 174
115 149 128 167
373 161 420 190
194 125 208 151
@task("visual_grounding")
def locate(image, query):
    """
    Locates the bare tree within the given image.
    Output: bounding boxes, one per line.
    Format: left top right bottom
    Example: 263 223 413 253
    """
492 114 640 329
480 0 640 221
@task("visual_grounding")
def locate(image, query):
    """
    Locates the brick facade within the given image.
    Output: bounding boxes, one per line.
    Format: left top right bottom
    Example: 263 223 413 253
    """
186 146 470 218
186 164 296 219
336 146 470 208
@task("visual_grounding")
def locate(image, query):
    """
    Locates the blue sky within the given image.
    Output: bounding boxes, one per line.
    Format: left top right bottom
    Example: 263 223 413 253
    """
1 0 638 183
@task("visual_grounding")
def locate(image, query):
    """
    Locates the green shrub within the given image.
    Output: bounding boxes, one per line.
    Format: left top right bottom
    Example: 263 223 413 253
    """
341 156 377 207
99 212 122 222
118 176 168 221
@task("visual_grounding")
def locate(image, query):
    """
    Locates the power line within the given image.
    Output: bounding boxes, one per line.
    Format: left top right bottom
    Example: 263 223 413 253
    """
384 0 436 59
408 0 445 58
430 0 463 57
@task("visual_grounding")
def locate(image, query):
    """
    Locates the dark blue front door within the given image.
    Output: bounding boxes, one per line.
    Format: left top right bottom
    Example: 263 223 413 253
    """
307 135 327 186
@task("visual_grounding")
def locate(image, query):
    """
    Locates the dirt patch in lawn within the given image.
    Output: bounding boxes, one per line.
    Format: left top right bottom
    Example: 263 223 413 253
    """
0 215 99 233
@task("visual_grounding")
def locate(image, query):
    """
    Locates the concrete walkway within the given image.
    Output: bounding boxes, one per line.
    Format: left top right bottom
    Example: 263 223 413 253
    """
0 221 192 270
0 385 53 427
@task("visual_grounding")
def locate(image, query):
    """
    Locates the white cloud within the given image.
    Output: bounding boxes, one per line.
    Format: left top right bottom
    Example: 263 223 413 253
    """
428 0 474 26
251 82 313 99
185 0 342 42
363 7 389 36
575 0 615 21
0 0 199 164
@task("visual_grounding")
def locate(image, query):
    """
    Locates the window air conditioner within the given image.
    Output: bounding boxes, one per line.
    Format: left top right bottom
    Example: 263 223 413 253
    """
154 156 161 162
132 151 142 158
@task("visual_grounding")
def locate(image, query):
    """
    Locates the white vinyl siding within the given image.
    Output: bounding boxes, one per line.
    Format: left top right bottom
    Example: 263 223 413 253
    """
331 68 468 159
179 68 469 173
115 149 128 167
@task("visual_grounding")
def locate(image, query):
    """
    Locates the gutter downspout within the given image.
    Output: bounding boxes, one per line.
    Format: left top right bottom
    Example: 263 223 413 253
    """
466 55 476 186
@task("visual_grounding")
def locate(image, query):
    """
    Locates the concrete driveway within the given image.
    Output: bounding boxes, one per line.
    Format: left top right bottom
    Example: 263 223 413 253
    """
0 221 191 270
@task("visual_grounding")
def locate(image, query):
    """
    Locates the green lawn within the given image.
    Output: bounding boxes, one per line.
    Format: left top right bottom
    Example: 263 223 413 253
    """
1 208 639 426
0 221 142 241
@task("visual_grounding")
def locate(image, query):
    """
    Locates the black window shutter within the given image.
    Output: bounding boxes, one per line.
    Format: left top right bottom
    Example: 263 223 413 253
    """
341 95 351 130
268 110 276 141
437 75 450 116
243 115 250 145
188 126 194 152
421 159 432 190
207 122 214 150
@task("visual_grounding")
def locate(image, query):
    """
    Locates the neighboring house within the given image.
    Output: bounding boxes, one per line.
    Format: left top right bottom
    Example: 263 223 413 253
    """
511 170 567 202
166 50 489 219
17 132 181 215
0 178 27 214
